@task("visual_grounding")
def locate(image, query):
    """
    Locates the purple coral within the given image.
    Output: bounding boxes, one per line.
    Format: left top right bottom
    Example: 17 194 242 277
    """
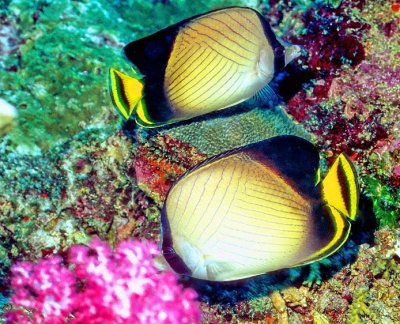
6 239 200 324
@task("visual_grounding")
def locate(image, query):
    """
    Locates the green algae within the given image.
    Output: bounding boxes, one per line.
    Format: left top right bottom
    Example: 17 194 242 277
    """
323 0 342 9
1 0 127 150
347 287 375 324
363 175 400 228
116 0 259 39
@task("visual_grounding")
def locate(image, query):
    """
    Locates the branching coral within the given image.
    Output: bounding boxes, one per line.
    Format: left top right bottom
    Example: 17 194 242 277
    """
346 287 375 323
6 238 200 324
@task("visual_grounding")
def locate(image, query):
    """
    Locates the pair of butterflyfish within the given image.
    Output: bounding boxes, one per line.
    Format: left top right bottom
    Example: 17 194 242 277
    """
159 135 359 281
110 7 301 127
109 6 359 281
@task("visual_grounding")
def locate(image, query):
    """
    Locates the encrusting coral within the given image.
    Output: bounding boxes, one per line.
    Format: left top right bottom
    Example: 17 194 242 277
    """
278 0 400 227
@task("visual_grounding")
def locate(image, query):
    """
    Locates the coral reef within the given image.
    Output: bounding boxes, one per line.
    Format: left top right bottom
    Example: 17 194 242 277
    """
0 0 124 151
162 106 310 156
133 134 207 203
191 228 400 323
0 126 143 292
6 238 200 323
279 0 400 227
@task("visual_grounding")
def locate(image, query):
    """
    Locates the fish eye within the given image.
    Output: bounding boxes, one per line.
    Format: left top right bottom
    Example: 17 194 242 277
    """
162 247 176 257
275 47 285 57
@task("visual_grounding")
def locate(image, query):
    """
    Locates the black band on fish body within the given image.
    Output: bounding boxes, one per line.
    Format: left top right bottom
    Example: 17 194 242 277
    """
160 205 193 275
306 203 351 262
273 46 286 72
249 135 321 199
124 26 180 123
161 246 192 275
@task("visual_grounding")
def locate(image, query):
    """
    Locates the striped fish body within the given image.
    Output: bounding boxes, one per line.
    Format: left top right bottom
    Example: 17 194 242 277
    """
122 7 293 127
161 136 359 281
164 8 275 119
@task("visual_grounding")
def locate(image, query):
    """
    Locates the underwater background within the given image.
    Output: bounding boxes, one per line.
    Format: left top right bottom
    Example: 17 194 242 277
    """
0 0 399 322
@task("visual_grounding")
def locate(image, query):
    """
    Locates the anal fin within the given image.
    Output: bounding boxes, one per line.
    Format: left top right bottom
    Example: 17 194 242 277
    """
248 83 281 108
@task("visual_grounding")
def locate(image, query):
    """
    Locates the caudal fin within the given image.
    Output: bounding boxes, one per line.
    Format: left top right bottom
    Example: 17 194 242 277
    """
109 68 144 120
321 153 359 221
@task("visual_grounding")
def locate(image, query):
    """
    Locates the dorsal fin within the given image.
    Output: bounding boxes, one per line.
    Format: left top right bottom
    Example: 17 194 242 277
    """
321 153 359 221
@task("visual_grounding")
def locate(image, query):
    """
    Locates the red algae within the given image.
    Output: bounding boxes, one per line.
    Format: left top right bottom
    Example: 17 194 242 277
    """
284 0 399 200
134 134 207 203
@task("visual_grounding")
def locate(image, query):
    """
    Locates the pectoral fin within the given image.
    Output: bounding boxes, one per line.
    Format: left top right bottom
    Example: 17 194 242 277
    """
248 84 281 107
205 259 236 281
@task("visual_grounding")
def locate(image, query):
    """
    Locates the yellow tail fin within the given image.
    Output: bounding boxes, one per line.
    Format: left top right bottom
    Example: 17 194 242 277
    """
321 153 359 221
109 68 144 120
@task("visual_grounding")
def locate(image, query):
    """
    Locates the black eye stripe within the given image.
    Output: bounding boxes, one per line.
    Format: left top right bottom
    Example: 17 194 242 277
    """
274 47 285 57
274 45 286 72
162 246 176 257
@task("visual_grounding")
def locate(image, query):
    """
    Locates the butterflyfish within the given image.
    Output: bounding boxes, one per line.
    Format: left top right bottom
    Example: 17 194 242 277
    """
160 135 359 281
110 7 301 127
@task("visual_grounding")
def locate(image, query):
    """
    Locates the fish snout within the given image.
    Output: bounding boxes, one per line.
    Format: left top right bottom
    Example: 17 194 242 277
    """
284 44 303 66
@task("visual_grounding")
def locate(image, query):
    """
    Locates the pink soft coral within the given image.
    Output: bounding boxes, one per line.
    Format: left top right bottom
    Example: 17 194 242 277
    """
6 239 200 324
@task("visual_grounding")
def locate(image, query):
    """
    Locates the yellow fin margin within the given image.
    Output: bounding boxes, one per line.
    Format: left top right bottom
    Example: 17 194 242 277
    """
321 153 359 221
135 104 181 128
109 68 144 120
297 205 351 266
135 100 156 127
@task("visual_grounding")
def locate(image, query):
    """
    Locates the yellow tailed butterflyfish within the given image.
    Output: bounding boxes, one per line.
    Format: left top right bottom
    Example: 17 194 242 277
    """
109 7 301 127
160 135 359 281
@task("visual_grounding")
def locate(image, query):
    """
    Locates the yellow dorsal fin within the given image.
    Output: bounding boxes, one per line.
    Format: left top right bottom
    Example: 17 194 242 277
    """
109 68 144 120
321 153 359 221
